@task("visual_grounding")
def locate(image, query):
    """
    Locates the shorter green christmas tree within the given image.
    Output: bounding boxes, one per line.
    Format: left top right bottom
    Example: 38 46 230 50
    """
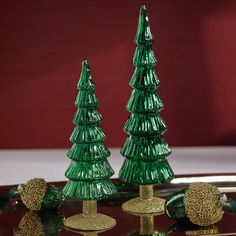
63 60 116 231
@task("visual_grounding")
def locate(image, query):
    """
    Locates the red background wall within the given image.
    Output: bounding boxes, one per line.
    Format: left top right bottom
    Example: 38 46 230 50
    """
1 0 236 148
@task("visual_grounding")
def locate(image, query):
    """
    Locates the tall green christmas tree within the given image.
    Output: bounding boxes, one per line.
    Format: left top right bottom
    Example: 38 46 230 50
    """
63 60 116 231
119 5 174 214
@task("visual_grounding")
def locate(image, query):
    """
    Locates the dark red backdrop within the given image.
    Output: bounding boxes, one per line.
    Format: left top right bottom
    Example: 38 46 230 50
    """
1 0 236 148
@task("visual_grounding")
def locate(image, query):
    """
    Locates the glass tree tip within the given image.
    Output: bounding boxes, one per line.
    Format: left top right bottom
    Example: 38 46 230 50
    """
78 59 96 89
82 59 89 67
80 59 91 79
135 5 153 44
139 5 149 24
140 5 147 12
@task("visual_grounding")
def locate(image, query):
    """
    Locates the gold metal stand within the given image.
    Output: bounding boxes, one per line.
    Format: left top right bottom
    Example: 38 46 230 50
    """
64 200 116 231
82 233 98 236
122 185 165 215
60 227 107 236
126 213 166 236
65 230 101 236
140 215 154 235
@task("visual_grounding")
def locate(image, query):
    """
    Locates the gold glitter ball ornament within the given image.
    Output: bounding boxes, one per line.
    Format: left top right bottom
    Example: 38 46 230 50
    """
20 178 63 211
20 178 47 211
165 182 229 227
184 182 224 226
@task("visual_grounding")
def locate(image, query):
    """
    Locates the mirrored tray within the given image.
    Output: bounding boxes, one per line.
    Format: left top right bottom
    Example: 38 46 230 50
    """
1 174 236 236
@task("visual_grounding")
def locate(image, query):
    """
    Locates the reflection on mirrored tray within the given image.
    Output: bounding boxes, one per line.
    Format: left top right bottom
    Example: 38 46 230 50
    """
0 176 236 236
12 208 234 236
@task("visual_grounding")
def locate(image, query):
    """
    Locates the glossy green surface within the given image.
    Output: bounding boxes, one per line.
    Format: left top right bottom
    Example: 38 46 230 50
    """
77 63 95 90
119 6 174 185
75 90 99 107
0 187 17 209
70 125 106 144
121 136 171 161
41 185 63 210
133 45 157 66
127 90 164 113
130 67 160 90
40 210 64 236
65 160 114 181
134 5 153 45
63 60 116 200
119 160 174 185
67 143 110 161
124 113 167 135
73 107 102 125
165 189 187 221
63 179 117 200
226 198 236 216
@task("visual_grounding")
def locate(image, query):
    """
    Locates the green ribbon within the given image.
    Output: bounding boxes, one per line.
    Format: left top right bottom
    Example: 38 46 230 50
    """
0 187 18 209
226 198 236 215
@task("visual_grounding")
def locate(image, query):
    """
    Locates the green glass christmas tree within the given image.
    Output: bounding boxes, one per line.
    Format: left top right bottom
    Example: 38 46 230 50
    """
63 60 117 231
119 5 174 214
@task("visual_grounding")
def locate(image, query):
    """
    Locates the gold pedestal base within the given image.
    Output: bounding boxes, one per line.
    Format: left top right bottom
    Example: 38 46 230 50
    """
122 196 165 215
64 213 116 231
64 227 106 236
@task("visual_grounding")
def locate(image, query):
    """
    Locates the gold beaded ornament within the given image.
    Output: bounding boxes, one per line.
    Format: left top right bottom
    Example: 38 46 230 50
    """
165 182 236 226
19 178 63 211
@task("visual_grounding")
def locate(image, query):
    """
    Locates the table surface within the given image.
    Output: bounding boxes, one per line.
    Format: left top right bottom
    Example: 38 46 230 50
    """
1 147 236 186
0 175 236 236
